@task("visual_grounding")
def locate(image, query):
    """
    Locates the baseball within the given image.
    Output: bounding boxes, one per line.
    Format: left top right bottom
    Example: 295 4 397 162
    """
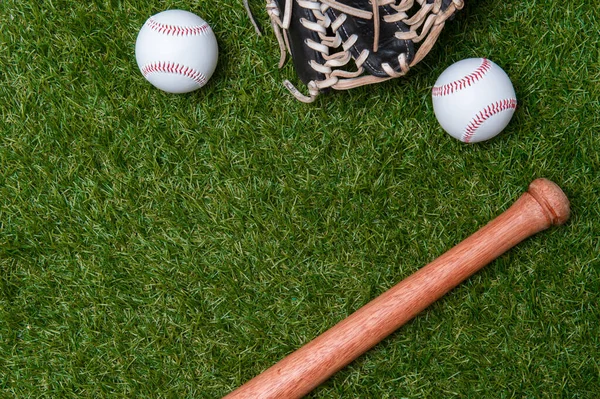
135 10 218 93
432 58 517 143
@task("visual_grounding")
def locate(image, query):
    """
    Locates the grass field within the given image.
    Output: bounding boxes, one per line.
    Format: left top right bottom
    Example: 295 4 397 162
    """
1 0 599 397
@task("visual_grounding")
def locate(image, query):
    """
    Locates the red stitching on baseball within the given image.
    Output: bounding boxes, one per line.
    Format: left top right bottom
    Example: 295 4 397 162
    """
462 98 517 143
141 61 207 87
147 18 210 36
432 58 492 97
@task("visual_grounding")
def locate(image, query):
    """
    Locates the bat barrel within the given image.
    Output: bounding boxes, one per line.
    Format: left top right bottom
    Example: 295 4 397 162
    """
224 178 569 399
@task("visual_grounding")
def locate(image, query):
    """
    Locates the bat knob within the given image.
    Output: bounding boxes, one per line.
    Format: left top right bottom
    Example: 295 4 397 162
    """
527 178 570 226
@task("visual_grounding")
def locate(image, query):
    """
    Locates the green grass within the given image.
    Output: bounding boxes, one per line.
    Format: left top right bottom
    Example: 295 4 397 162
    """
0 0 598 397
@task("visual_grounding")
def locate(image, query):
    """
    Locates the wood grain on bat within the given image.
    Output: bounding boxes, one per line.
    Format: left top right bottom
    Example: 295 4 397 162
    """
224 178 569 399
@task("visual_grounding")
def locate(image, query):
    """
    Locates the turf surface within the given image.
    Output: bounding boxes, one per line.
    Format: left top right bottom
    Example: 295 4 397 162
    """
1 0 598 397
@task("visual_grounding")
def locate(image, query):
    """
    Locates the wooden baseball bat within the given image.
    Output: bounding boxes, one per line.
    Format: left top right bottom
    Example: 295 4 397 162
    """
224 178 570 399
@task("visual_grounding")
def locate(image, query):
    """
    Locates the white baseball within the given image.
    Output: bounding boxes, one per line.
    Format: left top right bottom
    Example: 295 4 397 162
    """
432 58 517 143
135 10 218 93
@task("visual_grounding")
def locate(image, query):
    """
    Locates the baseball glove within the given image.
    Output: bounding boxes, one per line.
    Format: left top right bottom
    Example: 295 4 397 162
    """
265 0 465 102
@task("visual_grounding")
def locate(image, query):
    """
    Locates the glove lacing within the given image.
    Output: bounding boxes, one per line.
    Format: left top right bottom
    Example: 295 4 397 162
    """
267 0 465 103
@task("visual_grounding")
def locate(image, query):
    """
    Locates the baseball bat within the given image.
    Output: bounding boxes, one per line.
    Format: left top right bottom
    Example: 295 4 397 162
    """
224 178 570 399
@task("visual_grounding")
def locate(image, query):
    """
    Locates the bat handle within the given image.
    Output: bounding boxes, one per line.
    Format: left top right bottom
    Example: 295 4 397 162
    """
223 178 569 399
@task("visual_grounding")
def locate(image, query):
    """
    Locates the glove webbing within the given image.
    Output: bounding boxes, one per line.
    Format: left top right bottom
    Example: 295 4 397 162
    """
267 0 465 103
